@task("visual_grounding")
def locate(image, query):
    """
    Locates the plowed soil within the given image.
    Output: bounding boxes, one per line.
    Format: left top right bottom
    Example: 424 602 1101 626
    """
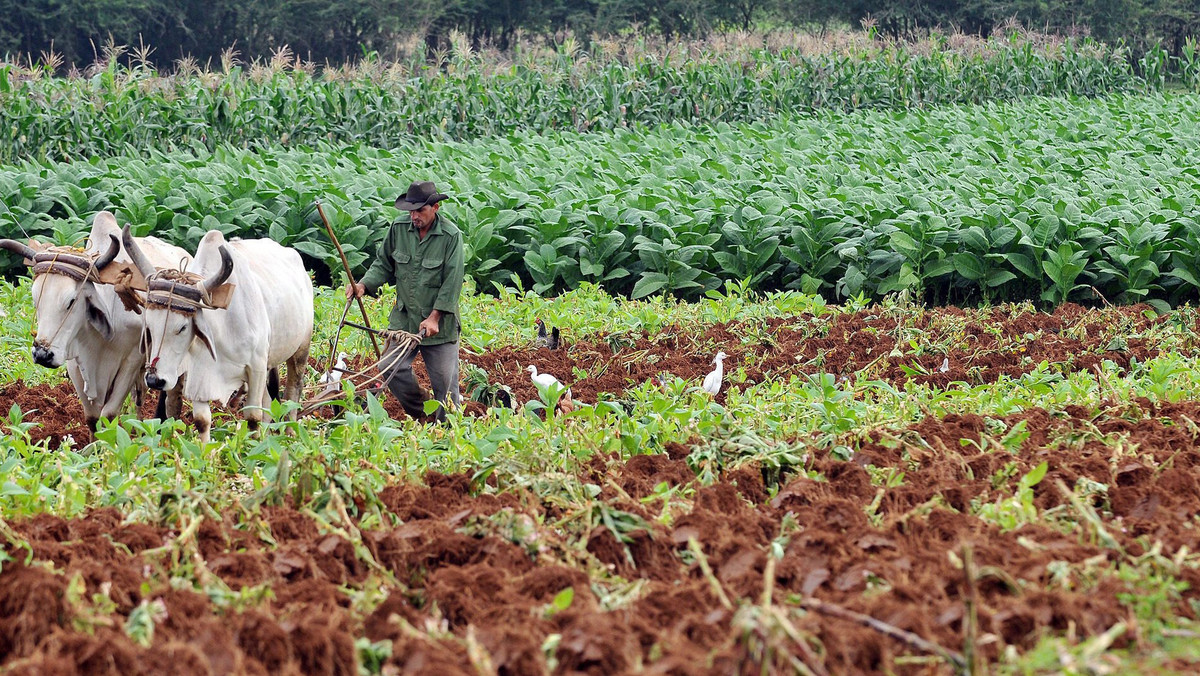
2 400 1198 674
467 303 1168 405
0 303 1174 444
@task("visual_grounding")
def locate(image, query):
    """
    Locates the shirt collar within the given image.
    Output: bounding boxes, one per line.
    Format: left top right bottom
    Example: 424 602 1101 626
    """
406 213 442 236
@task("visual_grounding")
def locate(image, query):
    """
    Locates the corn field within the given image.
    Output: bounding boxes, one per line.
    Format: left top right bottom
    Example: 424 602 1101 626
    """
4 93 1200 308
0 34 1145 163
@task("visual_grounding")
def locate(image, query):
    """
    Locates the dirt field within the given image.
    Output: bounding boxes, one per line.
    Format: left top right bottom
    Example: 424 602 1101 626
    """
1 303 1197 674
0 302 1170 447
2 402 1198 674
465 303 1167 405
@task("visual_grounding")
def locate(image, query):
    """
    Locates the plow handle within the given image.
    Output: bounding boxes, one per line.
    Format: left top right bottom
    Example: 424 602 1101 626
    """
315 200 382 360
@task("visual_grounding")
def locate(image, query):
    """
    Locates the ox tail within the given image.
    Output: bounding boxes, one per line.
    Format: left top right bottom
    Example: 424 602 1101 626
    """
268 367 281 401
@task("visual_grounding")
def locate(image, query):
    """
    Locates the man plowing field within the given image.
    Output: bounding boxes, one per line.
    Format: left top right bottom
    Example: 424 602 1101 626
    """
346 180 465 423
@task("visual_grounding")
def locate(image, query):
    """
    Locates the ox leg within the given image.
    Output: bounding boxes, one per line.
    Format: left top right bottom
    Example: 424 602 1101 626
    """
166 383 184 420
193 401 212 446
267 367 280 402
285 344 310 422
96 396 129 435
155 390 167 420
260 367 280 425
244 367 268 435
100 394 127 420
66 362 99 438
82 402 101 439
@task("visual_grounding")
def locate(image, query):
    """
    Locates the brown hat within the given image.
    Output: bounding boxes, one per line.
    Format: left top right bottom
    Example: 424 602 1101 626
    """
394 181 449 211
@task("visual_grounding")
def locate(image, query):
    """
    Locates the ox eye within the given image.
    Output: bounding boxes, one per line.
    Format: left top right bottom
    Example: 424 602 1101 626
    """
176 326 187 335
65 298 76 310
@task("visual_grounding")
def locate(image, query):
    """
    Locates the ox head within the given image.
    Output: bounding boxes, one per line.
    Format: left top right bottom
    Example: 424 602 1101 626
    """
126 228 233 391
0 232 121 368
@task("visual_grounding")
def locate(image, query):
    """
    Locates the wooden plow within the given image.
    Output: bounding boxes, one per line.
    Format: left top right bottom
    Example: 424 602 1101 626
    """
300 317 423 414
299 200 423 414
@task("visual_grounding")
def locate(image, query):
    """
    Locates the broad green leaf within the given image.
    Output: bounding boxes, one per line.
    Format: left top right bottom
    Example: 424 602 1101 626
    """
952 253 985 280
631 273 669 299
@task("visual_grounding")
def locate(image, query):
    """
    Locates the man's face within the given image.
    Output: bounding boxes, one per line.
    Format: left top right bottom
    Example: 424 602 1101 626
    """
411 203 439 230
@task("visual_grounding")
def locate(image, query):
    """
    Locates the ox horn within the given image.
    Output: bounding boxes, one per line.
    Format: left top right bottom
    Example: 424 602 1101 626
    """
121 225 157 278
0 238 37 263
203 245 234 294
94 233 120 270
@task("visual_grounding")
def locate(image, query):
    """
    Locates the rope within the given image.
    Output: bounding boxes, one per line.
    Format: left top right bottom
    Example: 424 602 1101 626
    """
30 247 103 349
24 243 142 314
143 278 178 374
143 267 220 314
30 247 97 282
133 260 222 373
300 329 423 412
151 268 206 285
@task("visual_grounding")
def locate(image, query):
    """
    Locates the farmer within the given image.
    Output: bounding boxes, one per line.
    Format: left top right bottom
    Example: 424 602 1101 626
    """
347 180 464 421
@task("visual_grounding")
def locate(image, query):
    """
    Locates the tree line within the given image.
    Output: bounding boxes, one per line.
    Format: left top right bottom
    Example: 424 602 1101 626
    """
0 0 1196 68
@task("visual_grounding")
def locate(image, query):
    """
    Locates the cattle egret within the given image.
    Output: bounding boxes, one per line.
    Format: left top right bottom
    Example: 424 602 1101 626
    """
527 365 571 399
319 352 349 385
701 351 727 395
939 357 950 373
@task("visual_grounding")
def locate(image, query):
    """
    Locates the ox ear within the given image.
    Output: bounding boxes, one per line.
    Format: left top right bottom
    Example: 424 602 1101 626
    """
191 311 217 361
85 294 114 341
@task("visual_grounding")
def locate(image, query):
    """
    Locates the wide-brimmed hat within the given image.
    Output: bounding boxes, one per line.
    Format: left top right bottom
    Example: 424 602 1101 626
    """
394 181 449 211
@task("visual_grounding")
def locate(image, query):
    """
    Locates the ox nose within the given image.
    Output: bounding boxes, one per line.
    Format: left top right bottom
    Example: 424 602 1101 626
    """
31 345 56 368
146 372 167 391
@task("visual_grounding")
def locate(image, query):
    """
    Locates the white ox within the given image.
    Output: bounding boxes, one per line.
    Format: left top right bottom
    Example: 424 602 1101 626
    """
0 211 189 432
123 228 313 445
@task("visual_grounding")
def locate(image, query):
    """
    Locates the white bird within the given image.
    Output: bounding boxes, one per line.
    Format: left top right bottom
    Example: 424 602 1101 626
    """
939 357 950 373
319 352 349 385
526 365 571 399
701 351 727 395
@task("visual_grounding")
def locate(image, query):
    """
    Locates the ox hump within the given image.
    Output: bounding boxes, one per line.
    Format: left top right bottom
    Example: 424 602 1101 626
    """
92 211 119 231
89 211 121 247
199 230 228 247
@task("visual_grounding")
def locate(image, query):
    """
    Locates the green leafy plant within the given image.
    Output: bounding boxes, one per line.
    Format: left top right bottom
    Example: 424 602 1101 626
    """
974 461 1048 531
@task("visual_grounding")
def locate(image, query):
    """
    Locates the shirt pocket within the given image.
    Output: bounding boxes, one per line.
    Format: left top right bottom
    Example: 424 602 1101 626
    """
393 251 413 288
420 257 443 287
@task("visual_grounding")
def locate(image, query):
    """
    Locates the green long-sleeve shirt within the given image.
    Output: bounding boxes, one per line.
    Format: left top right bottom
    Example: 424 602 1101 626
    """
359 213 465 345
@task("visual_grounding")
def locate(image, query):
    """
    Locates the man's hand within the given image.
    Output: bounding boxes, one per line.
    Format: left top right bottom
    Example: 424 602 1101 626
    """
419 310 442 339
346 282 365 299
